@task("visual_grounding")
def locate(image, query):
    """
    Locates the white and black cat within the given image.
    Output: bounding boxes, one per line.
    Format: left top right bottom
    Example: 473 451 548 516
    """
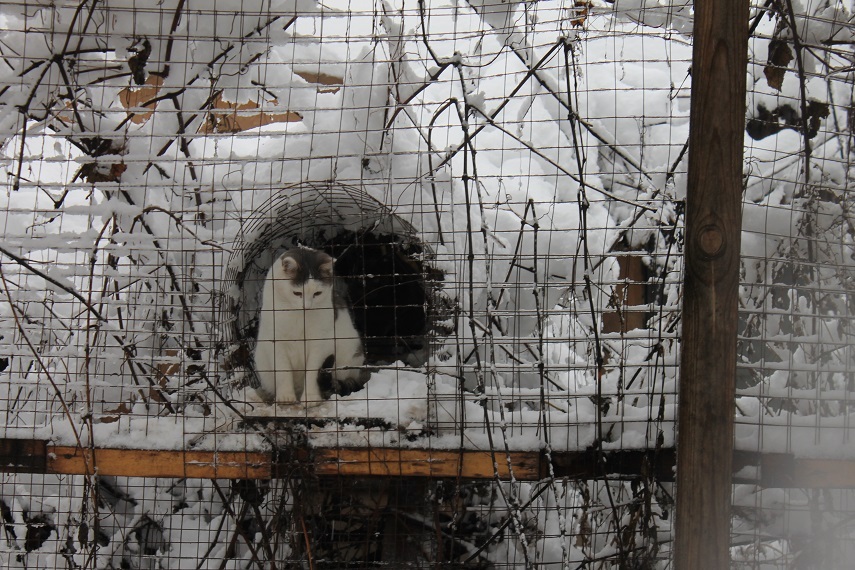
254 247 367 405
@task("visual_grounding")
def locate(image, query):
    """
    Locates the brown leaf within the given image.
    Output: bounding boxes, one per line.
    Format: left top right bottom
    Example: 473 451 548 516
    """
78 162 127 183
97 402 131 424
805 99 830 139
570 2 593 28
763 39 793 91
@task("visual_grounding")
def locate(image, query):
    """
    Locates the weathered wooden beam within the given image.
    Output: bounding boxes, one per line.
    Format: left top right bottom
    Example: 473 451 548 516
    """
0 438 47 473
756 454 855 489
307 448 544 479
675 0 750 566
732 452 855 489
48 447 275 479
0 438 670 481
4 439 855 488
551 448 677 481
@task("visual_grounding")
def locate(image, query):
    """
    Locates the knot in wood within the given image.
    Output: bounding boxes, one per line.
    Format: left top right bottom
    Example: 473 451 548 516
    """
698 224 725 259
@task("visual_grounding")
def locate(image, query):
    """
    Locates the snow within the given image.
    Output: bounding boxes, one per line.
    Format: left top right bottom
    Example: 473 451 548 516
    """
0 0 852 565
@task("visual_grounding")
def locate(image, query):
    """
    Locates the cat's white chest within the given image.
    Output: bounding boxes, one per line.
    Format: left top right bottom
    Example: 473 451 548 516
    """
255 277 336 403
268 303 336 346
253 248 365 405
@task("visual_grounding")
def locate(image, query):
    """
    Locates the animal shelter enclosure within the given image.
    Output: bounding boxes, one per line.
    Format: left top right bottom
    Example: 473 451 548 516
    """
0 0 852 568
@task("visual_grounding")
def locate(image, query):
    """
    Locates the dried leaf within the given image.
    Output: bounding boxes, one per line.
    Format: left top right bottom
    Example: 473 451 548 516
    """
763 39 793 91
570 1 593 28
805 99 830 139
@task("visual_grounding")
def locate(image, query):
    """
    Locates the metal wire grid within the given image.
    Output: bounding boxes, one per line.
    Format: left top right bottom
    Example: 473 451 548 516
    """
0 472 675 569
0 0 685 452
733 1 855 568
0 1 701 567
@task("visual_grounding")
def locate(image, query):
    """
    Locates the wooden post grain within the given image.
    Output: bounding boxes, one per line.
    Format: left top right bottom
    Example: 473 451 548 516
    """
675 1 749 567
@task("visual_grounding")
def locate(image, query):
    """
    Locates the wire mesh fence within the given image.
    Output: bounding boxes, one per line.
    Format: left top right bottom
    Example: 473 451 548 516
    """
0 0 850 568
733 2 855 568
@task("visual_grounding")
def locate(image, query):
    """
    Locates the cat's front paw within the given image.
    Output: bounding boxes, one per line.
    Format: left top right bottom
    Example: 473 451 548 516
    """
301 386 326 407
272 380 298 404
276 393 299 405
302 397 326 408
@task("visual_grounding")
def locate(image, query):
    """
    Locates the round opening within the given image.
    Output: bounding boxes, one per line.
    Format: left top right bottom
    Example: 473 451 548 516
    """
220 183 444 390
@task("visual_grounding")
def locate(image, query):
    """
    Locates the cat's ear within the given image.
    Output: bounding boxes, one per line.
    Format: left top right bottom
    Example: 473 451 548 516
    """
318 257 334 280
279 255 300 279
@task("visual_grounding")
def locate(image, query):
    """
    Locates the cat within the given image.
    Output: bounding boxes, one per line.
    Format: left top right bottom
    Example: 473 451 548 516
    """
254 247 367 405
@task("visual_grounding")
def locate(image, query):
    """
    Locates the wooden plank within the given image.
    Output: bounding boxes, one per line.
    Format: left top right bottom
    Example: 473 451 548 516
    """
675 0 749 567
48 447 275 479
758 454 855 489
602 251 650 334
552 448 677 481
0 438 47 473
734 452 855 489
310 448 544 480
4 440 855 488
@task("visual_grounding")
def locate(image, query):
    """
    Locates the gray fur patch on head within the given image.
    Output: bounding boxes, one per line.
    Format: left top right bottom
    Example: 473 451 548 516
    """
317 258 334 280
277 247 335 285
279 255 300 280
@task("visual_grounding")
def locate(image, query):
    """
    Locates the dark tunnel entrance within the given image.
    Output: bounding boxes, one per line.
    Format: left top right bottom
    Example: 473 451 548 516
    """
322 230 441 367
221 183 446 393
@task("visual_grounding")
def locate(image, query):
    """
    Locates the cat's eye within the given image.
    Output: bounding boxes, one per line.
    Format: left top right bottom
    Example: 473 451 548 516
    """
313 291 322 298
293 291 303 297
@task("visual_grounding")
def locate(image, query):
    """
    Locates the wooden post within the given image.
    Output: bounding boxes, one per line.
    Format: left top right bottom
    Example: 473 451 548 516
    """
675 1 748 567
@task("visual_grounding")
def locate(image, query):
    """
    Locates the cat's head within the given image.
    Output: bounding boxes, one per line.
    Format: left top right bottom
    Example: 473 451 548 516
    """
270 247 334 309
